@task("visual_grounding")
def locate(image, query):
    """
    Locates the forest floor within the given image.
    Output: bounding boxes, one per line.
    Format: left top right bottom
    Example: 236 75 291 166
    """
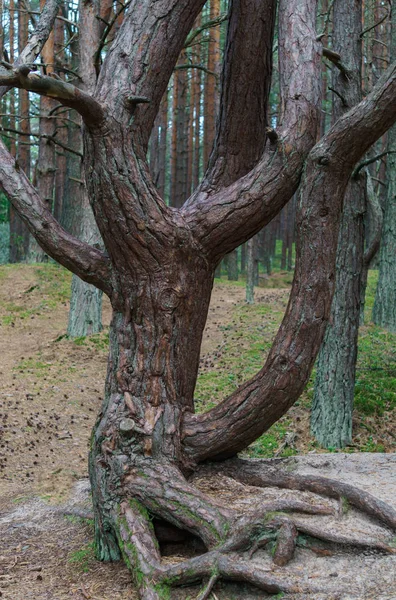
0 264 395 600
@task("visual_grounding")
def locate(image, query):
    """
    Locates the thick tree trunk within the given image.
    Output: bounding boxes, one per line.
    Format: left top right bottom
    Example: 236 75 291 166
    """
311 0 364 449
88 255 214 559
311 180 365 447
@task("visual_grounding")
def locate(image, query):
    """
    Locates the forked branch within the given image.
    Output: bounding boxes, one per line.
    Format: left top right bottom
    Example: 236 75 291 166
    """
182 0 322 260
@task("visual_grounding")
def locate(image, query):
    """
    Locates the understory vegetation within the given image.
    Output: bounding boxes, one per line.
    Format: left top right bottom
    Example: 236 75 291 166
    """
1 263 394 458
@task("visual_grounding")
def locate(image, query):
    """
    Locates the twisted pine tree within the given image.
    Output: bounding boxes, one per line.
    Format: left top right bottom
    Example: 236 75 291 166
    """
1 0 396 597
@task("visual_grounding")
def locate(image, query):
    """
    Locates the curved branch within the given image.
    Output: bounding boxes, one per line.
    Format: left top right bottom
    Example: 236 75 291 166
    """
182 0 322 262
0 67 105 129
182 59 396 463
0 140 112 296
353 150 396 177
184 13 228 48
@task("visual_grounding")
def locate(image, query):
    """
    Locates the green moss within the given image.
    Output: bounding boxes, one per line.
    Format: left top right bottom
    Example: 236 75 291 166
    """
153 583 171 599
65 514 94 529
68 541 95 573
340 496 350 514
264 511 286 524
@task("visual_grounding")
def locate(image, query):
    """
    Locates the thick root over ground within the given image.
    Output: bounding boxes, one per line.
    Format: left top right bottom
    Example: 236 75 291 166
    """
92 459 396 599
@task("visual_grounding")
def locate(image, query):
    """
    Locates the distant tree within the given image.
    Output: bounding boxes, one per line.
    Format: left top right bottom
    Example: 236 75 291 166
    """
311 0 365 449
9 0 30 261
373 5 396 333
1 0 396 597
27 0 57 262
66 0 103 338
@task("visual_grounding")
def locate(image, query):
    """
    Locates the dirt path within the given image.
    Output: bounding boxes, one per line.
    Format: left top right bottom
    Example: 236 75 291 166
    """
0 266 288 502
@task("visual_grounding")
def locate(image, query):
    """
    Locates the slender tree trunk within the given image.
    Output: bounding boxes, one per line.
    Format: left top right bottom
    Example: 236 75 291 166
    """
203 0 220 169
281 206 287 270
246 236 255 303
360 169 383 323
10 1 30 262
28 0 56 262
311 0 365 449
149 113 160 187
373 6 396 332
157 94 168 199
52 17 67 223
227 250 239 280
66 0 103 338
192 20 202 191
8 0 16 159
170 73 178 205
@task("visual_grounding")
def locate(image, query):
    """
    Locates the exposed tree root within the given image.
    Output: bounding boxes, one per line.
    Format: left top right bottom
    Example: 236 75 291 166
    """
123 462 231 549
210 457 396 530
266 514 396 555
112 496 318 598
273 521 298 566
93 458 396 599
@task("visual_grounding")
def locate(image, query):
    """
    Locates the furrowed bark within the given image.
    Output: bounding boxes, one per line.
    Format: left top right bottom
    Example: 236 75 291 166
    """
373 4 396 332
182 59 396 463
182 0 322 262
95 0 207 150
201 0 277 190
0 139 112 295
311 0 365 449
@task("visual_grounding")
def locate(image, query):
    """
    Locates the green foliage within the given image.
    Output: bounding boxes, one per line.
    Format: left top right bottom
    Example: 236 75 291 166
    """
354 271 396 419
65 514 94 529
248 420 297 459
195 302 280 413
355 324 396 416
153 583 171 599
